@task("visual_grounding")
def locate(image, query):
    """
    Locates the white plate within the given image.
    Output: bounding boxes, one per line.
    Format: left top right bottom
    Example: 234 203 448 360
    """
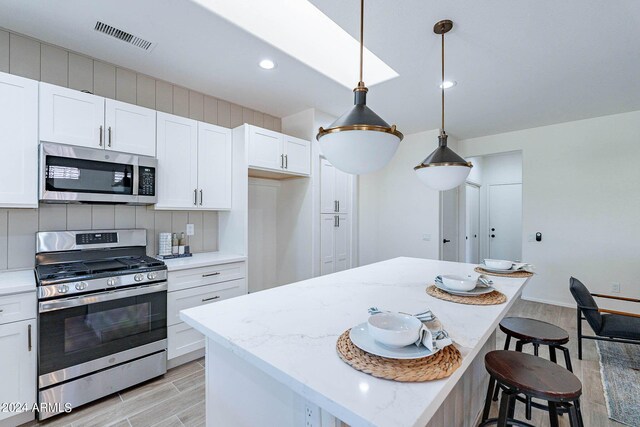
349 323 439 360
479 263 515 273
435 281 496 296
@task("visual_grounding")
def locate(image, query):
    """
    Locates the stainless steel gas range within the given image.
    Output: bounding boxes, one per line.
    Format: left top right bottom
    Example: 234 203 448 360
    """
35 229 168 420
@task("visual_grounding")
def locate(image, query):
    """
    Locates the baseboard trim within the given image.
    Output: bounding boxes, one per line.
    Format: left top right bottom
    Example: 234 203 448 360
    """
520 295 575 309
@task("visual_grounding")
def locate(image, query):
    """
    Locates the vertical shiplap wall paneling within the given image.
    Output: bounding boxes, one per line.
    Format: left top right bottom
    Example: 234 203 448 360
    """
0 27 282 269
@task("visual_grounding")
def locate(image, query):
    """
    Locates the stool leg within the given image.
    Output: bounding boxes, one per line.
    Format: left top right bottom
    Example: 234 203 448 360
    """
482 376 495 421
561 346 574 372
568 403 580 427
575 399 585 427
577 309 583 360
508 391 516 419
503 334 512 350
525 396 532 420
533 342 539 356
548 402 560 427
549 345 558 363
497 391 513 427
515 340 524 352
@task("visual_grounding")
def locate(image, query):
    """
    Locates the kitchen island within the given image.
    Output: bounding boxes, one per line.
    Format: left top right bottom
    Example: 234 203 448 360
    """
180 257 530 427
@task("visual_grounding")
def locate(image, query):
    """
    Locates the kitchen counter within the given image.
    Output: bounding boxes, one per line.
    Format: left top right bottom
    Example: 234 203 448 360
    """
181 257 530 427
0 269 36 296
158 251 246 271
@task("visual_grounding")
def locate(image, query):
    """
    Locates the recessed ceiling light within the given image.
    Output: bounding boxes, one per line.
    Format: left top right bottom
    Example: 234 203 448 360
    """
439 80 457 89
259 59 276 70
193 0 398 88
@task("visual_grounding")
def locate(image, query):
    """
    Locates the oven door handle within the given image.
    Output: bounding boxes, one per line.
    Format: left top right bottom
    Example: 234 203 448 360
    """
39 282 168 313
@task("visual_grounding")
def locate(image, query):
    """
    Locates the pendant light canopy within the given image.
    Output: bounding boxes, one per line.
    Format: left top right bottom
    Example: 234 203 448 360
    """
316 0 403 175
414 20 472 191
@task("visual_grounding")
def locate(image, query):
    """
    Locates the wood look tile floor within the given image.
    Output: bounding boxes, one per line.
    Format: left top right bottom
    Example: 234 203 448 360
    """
21 299 623 427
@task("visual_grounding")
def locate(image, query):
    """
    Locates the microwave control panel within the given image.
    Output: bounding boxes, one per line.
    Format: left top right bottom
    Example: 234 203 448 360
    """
138 166 156 196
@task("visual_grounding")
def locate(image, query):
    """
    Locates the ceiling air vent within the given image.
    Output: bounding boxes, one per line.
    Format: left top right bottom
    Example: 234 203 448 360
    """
94 21 155 51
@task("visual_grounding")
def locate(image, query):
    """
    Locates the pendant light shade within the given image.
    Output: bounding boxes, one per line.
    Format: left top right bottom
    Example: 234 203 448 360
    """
317 0 403 175
414 20 472 190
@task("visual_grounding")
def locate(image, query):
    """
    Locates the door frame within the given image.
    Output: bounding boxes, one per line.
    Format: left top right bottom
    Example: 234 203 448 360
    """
463 182 481 263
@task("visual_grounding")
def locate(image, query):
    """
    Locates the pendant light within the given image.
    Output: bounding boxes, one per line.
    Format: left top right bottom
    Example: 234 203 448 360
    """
316 0 403 175
414 20 472 191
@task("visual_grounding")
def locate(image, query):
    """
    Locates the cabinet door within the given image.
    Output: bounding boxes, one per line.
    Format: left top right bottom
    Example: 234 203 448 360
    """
197 122 232 210
39 82 105 149
320 214 336 276
335 168 351 214
247 126 283 170
0 73 38 208
156 112 198 209
334 214 350 273
0 319 36 422
283 135 310 175
320 159 337 214
105 99 156 156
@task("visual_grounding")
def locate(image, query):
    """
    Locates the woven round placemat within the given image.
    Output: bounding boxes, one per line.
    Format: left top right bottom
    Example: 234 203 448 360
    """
474 267 533 278
336 330 462 382
426 285 507 305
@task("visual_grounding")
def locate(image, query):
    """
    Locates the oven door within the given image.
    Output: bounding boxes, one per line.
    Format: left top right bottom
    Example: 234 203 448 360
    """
38 282 167 388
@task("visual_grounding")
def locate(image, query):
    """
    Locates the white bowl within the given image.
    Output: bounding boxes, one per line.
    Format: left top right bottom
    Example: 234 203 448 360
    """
441 274 476 291
484 259 513 270
367 313 422 348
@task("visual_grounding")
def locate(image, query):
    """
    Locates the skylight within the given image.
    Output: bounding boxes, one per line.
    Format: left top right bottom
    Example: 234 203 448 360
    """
192 0 399 88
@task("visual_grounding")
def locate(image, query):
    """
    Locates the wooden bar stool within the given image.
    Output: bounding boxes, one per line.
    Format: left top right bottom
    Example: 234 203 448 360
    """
480 350 584 427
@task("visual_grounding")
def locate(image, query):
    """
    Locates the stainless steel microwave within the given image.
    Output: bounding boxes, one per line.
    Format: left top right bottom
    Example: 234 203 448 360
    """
39 142 157 204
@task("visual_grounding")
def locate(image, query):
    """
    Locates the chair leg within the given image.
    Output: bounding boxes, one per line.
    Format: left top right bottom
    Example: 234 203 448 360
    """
508 391 516 419
568 403 580 427
561 346 574 372
548 402 560 427
516 340 524 352
497 390 512 427
575 399 585 427
483 376 495 421
549 345 557 364
533 342 539 356
577 308 583 360
525 395 532 420
504 334 512 350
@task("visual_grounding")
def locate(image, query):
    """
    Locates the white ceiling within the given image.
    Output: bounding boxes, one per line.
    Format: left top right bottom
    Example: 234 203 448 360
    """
1 0 639 139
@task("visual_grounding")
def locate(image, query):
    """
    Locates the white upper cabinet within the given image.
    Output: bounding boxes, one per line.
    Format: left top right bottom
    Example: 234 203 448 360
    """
283 135 311 175
320 158 351 214
156 112 198 209
40 83 156 156
246 125 310 177
39 82 105 149
105 99 156 156
0 72 38 208
156 113 232 210
197 122 232 210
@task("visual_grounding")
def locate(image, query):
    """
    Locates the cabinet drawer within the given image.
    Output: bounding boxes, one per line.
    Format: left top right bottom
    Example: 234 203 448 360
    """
0 292 36 325
168 278 246 326
167 322 204 360
167 261 245 292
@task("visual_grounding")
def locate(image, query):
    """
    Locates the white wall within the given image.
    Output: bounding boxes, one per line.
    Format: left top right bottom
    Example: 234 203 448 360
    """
458 111 640 309
358 130 443 265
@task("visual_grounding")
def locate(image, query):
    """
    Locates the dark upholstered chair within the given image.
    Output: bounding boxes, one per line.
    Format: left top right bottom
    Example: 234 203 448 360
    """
569 277 640 359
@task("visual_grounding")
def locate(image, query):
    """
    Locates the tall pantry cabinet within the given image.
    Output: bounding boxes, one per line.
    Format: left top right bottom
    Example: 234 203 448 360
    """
319 159 353 275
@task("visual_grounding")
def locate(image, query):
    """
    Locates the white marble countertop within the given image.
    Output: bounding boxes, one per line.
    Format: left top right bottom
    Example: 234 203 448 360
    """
158 251 246 271
181 257 530 427
0 269 37 296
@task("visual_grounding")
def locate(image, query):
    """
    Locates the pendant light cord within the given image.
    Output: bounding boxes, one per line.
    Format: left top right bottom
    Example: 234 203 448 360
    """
359 0 364 86
441 31 445 134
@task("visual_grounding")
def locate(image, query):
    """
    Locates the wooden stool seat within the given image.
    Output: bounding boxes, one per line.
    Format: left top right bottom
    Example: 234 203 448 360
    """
499 317 569 345
485 351 582 402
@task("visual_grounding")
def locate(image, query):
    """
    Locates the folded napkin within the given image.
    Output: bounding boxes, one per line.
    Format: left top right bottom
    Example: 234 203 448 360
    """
512 263 535 272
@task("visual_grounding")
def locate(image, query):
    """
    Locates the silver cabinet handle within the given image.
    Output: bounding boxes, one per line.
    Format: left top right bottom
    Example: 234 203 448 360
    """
337 200 340 212
194 189 198 205
334 215 338 227
337 216 340 227
199 189 203 206
108 126 112 147
285 154 288 169
99 125 103 146
28 324 32 352
202 272 221 277
202 295 221 302
280 154 284 169
334 200 338 212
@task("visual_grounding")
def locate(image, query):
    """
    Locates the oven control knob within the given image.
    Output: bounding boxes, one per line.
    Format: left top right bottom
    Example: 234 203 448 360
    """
134 273 144 282
107 278 117 287
75 281 87 291
57 284 69 294
147 272 157 280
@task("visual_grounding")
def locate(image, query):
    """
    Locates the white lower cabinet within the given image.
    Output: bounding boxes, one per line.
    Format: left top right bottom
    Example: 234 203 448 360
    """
320 214 350 276
0 291 36 425
167 261 247 362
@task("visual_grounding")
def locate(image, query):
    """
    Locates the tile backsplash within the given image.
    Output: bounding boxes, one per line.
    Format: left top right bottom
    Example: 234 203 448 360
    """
0 205 218 270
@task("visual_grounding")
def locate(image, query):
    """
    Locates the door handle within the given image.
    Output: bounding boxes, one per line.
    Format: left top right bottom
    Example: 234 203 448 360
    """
28 324 32 352
334 200 338 213
108 126 112 147
443 239 451 243
337 216 340 227
491 228 495 231
281 154 284 169
337 200 340 212
202 272 221 277
334 215 338 227
285 154 288 169
99 125 103 146
194 189 197 205
201 295 221 302
199 189 203 206
465 236 468 240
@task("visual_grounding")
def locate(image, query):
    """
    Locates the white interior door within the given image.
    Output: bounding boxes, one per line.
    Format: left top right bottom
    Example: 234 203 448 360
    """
465 184 480 263
105 99 156 156
334 214 350 272
247 126 283 170
440 188 459 261
488 184 522 261
197 123 232 210
283 135 310 175
320 159 337 213
320 214 336 275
